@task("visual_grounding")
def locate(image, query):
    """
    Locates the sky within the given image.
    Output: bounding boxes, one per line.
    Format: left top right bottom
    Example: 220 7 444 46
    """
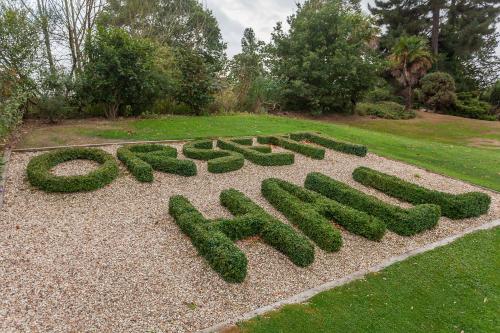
205 0 500 58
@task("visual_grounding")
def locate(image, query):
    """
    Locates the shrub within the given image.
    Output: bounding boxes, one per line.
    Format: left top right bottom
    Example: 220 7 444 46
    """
304 172 440 235
26 148 119 192
363 85 404 104
262 178 386 249
217 139 294 166
257 135 325 159
168 190 314 283
352 166 491 219
452 92 496 121
420 72 457 111
490 81 500 108
290 132 367 157
182 140 244 173
118 144 196 181
355 101 415 120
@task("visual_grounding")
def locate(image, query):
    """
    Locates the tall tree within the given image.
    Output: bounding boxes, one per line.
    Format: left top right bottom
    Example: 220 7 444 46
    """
389 36 433 110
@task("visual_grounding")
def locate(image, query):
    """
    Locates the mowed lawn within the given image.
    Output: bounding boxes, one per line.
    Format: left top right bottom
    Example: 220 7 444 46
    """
18 113 500 191
236 227 500 333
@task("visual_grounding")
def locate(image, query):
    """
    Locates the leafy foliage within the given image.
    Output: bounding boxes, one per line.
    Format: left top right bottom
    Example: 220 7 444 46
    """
452 92 496 121
269 0 384 113
420 72 457 111
355 101 414 119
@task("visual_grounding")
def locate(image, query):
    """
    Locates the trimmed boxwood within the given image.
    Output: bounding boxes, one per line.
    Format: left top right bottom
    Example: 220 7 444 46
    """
169 195 247 283
290 132 367 157
305 172 440 236
168 189 314 283
26 147 119 192
118 144 196 181
217 139 294 166
257 135 325 159
183 140 245 173
352 166 491 219
262 178 386 251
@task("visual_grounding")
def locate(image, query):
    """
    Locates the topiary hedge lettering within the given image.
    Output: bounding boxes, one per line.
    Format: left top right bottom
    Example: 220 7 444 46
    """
261 178 386 251
304 172 440 236
27 147 119 192
118 144 196 182
182 140 245 173
169 189 314 283
352 166 491 219
257 135 325 159
217 138 295 166
290 132 367 157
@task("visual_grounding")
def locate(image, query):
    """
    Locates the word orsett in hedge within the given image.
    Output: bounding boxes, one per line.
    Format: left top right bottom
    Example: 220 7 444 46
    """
257 135 325 159
27 147 119 192
217 138 295 166
261 178 386 252
182 140 245 173
169 189 314 283
118 144 196 182
352 166 491 219
290 132 367 157
305 172 440 236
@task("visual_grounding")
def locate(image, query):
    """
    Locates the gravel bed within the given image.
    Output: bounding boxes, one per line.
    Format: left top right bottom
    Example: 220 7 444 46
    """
1 142 498 332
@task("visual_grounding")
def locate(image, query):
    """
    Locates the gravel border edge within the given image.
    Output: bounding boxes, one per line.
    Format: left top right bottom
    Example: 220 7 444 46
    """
0 147 12 210
198 218 500 333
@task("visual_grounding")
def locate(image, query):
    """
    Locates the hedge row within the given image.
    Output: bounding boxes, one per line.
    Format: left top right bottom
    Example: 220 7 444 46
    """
182 140 245 173
262 178 386 251
118 144 196 182
257 135 325 159
168 189 314 283
27 147 119 192
290 132 367 157
352 167 491 219
217 139 294 166
169 195 248 283
304 172 440 236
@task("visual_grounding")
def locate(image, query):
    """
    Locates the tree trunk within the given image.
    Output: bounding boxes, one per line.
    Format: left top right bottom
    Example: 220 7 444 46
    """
407 85 413 111
107 103 119 120
36 0 56 75
431 1 440 56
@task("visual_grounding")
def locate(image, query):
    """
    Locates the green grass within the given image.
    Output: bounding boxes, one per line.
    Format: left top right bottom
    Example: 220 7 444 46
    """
70 114 500 191
237 227 500 333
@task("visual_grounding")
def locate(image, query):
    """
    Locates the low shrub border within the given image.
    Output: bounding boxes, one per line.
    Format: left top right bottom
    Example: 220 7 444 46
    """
217 139 294 166
182 140 245 173
26 147 119 192
257 135 325 159
304 172 441 236
290 132 367 157
118 144 196 181
352 166 491 219
261 178 386 251
169 189 314 283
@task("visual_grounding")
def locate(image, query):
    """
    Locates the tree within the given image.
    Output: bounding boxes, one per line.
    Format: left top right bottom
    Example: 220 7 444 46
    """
174 48 216 115
102 0 226 72
269 0 384 114
420 72 457 111
229 28 266 111
389 36 433 110
79 26 159 119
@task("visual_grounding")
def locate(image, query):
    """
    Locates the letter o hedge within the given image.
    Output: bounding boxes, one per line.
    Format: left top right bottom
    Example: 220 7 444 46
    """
27 148 119 192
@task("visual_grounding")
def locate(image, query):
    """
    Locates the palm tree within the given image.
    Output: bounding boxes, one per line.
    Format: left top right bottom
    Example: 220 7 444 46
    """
389 36 433 110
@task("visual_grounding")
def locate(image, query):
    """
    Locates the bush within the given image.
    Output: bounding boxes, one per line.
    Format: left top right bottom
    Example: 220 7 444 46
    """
490 81 500 108
217 139 294 166
352 166 491 219
118 144 196 181
182 140 245 173
355 101 415 119
304 172 440 236
27 148 119 192
420 72 457 111
169 195 247 283
262 178 386 248
290 132 367 157
257 135 325 159
452 92 496 121
363 85 404 104
168 189 315 283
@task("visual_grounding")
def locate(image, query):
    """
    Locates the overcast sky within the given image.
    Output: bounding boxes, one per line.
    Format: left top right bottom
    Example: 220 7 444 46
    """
205 0 500 57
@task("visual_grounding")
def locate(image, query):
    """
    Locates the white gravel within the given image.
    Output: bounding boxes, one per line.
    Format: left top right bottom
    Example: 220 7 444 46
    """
1 142 498 333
